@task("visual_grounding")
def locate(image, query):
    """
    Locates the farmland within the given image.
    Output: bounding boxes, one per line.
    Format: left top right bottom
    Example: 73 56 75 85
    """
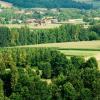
15 40 100 50
0 23 61 29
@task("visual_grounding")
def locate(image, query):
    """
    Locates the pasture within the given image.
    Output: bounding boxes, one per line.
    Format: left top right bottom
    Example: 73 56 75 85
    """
15 40 100 50
0 23 61 29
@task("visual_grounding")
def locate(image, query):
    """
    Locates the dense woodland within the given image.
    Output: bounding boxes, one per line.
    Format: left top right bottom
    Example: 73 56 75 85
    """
0 48 100 100
0 24 100 47
4 0 92 9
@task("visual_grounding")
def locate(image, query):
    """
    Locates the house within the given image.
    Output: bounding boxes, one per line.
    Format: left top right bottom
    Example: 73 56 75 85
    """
67 19 84 24
93 17 100 20
42 17 55 24
25 19 36 23
0 9 3 13
14 10 25 14
51 19 58 24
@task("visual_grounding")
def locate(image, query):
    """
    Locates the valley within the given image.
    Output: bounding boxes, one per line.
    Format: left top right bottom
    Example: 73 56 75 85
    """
0 0 100 100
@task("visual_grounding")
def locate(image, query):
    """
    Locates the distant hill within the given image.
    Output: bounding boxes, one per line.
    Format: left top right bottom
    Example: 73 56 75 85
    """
2 0 93 9
74 0 100 8
0 0 12 8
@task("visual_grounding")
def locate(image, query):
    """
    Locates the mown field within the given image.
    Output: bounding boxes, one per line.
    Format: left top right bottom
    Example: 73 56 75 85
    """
15 40 100 50
0 23 61 29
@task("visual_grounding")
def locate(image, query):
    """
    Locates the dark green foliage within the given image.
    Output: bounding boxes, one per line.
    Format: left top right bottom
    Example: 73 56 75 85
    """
81 68 98 89
38 62 51 79
4 0 92 9
63 82 77 100
85 57 98 68
71 56 85 69
0 27 11 47
80 88 92 100
0 24 99 47
50 52 68 77
0 79 4 99
90 24 100 36
88 31 99 40
0 48 99 99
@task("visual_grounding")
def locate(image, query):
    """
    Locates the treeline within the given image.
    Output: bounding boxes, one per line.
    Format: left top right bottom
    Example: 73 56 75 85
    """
0 24 100 47
0 48 99 99
4 0 92 9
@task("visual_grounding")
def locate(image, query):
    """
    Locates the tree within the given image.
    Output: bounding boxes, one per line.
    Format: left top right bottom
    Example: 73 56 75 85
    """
0 79 4 100
63 82 77 100
81 68 98 89
10 63 19 91
0 53 6 75
71 56 85 69
10 93 22 100
80 88 92 100
0 27 11 47
88 31 98 40
50 52 68 77
38 62 51 79
85 57 98 68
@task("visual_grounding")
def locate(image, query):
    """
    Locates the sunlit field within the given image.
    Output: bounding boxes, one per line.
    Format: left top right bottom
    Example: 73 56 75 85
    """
0 23 61 29
14 40 100 50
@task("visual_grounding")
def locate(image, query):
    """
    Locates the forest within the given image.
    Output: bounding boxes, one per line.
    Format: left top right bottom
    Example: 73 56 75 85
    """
0 24 100 47
3 0 92 9
0 48 100 100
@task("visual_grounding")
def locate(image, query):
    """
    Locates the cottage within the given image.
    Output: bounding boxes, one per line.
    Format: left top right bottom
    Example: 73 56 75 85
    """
25 19 36 23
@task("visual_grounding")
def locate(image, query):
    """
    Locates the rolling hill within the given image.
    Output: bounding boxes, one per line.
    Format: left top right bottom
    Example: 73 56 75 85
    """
2 0 93 9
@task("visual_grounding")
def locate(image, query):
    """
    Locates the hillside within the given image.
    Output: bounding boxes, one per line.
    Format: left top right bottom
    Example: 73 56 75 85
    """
0 0 12 8
2 0 92 9
74 0 100 8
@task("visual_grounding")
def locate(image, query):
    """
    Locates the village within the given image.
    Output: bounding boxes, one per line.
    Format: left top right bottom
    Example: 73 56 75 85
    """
0 0 100 28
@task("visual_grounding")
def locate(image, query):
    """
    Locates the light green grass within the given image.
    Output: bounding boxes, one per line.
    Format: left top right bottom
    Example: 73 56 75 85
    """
0 23 61 29
98 61 100 70
59 50 100 57
14 40 100 50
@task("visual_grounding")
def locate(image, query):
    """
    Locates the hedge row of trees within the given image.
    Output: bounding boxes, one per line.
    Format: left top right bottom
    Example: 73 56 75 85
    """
0 48 100 100
0 24 100 47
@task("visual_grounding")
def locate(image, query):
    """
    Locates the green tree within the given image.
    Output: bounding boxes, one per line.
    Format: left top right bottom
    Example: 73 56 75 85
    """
80 88 92 100
63 82 76 100
85 57 98 68
71 56 85 69
38 62 51 79
0 79 4 100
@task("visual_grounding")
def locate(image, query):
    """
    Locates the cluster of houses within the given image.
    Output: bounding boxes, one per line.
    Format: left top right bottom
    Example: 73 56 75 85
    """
0 7 59 25
25 17 58 25
0 6 100 26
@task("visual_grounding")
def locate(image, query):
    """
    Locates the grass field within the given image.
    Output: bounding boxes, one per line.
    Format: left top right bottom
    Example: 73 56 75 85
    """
15 40 100 50
59 50 100 57
0 23 61 29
